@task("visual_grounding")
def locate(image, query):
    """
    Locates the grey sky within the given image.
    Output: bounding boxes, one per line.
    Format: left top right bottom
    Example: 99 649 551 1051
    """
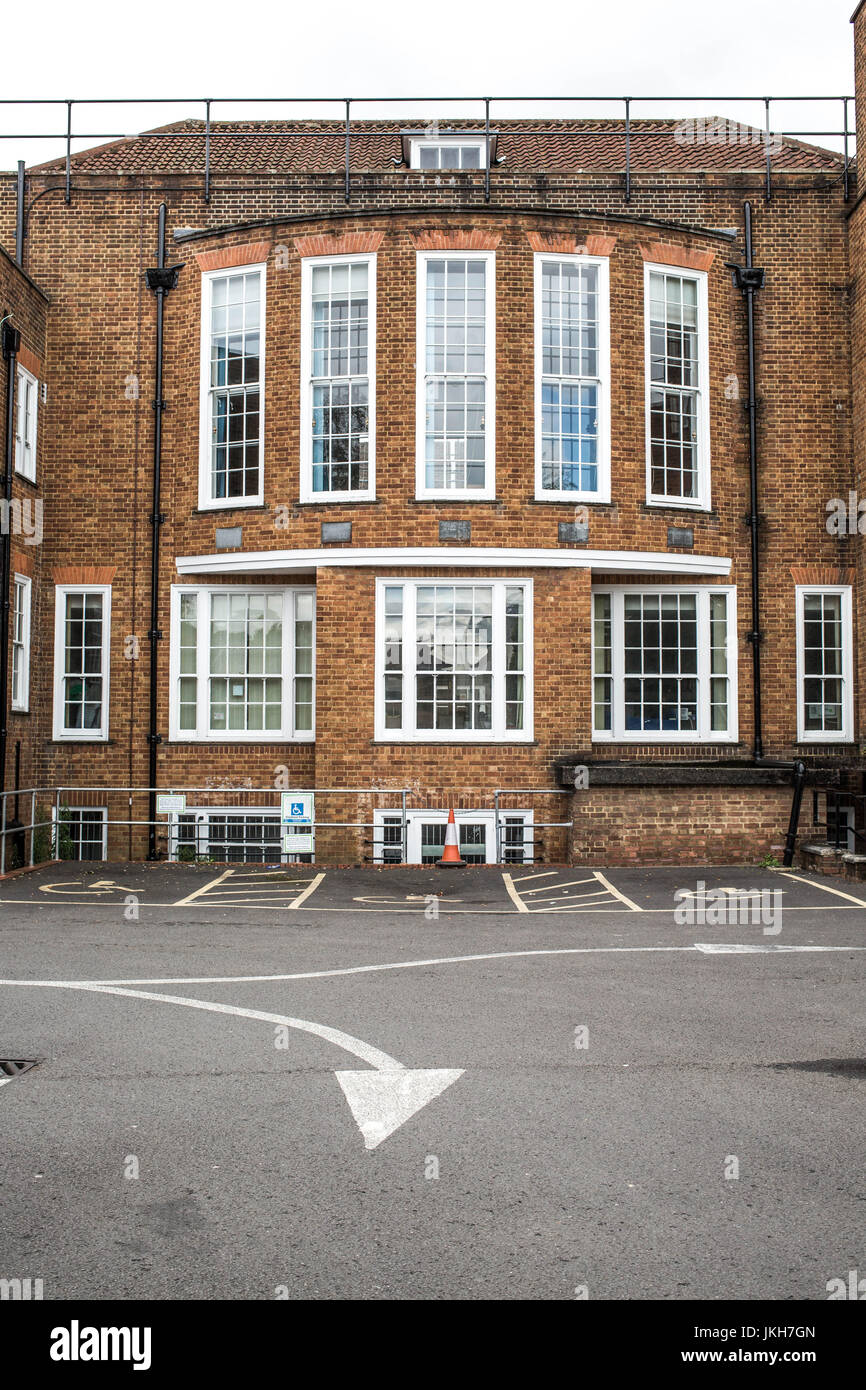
0 0 855 171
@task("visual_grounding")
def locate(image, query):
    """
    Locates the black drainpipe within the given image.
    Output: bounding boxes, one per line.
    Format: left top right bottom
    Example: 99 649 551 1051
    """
729 202 766 761
144 206 183 859
0 315 21 803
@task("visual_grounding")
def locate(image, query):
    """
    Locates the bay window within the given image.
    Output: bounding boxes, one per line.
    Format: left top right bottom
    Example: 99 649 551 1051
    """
535 253 610 500
645 264 710 508
199 264 265 508
376 579 531 741
170 586 315 741
416 252 495 499
301 255 375 501
592 586 736 741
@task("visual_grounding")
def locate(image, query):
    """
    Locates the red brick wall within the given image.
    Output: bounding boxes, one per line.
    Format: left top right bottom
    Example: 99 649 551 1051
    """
0 135 858 864
573 785 794 865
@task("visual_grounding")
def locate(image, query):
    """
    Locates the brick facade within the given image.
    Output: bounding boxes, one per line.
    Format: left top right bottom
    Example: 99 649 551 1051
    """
0 57 862 866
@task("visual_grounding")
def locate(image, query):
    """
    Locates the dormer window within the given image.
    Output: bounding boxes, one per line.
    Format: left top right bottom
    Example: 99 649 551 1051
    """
403 132 497 169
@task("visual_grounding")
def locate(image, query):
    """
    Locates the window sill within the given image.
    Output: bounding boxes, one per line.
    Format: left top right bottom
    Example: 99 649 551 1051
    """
192 503 269 516
47 738 114 745
641 500 715 517
527 497 614 508
295 498 382 508
372 738 538 747
408 497 505 506
13 471 39 489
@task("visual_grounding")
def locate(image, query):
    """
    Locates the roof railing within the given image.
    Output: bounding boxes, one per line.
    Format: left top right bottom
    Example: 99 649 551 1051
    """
0 94 856 207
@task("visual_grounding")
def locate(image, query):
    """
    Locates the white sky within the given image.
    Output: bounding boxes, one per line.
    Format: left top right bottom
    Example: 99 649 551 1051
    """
0 0 856 171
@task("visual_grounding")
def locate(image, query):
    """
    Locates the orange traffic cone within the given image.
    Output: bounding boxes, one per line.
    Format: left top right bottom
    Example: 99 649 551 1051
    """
437 808 466 867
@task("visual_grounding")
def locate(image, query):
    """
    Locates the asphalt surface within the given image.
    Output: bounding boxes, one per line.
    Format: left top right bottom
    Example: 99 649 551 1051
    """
0 863 864 1300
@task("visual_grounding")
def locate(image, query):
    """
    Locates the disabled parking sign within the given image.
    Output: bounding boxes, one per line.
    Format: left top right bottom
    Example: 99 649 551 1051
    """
281 792 313 825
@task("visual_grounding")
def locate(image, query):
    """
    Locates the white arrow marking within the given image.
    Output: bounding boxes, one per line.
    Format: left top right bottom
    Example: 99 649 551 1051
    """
0 979 461 1148
335 1068 464 1150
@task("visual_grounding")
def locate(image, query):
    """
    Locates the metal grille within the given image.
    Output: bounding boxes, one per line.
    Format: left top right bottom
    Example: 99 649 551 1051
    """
0 1059 39 1078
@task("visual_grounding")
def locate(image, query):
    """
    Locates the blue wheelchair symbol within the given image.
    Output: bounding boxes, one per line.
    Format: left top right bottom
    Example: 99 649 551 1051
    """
290 802 304 819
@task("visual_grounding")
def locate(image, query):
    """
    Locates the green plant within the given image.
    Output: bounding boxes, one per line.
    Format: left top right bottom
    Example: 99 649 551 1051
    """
759 853 781 869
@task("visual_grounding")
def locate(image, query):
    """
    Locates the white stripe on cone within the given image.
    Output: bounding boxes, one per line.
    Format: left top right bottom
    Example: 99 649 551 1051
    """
438 809 466 866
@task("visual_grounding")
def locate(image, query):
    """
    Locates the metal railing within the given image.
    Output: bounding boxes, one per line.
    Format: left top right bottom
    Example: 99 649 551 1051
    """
810 787 866 855
0 784 572 871
0 93 855 208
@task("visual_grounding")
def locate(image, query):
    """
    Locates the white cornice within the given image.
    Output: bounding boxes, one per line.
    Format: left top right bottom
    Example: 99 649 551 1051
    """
175 546 732 576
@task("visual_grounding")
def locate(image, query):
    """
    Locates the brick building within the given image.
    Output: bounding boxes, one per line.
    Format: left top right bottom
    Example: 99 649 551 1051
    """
0 26 864 867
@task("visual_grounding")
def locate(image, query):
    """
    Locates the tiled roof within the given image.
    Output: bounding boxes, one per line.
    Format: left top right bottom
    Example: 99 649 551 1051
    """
29 118 843 175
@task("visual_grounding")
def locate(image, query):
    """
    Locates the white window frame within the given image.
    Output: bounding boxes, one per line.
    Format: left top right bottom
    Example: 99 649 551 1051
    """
415 250 496 501
198 262 266 511
372 808 533 865
643 262 711 511
795 585 853 743
592 585 737 743
299 252 376 503
52 584 112 742
53 805 108 861
15 365 38 482
11 573 31 712
374 576 533 743
168 584 315 743
534 252 611 502
409 136 487 169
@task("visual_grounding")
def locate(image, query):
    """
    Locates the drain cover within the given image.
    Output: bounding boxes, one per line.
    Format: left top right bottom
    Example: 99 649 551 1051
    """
0 1059 39 1078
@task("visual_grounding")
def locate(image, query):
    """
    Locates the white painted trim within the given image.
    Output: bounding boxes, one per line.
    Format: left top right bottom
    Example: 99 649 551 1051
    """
591 584 738 743
408 136 487 169
52 804 109 860
374 577 533 743
52 585 112 741
168 583 316 743
643 261 711 511
176 546 732 577
794 584 853 743
372 807 534 864
198 261 267 511
11 573 31 713
415 250 496 501
533 252 611 503
14 365 38 482
299 252 376 504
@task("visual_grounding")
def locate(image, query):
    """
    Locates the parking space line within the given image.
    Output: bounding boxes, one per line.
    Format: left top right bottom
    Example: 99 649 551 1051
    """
289 872 326 909
509 870 557 885
593 871 643 912
173 869 233 906
777 871 866 907
519 876 598 895
501 873 530 912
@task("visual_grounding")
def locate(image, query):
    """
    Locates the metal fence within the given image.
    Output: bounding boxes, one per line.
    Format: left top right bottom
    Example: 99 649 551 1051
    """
0 92 856 209
0 784 573 872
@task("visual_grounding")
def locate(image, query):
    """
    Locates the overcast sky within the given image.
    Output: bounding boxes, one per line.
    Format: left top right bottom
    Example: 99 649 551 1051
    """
0 0 856 170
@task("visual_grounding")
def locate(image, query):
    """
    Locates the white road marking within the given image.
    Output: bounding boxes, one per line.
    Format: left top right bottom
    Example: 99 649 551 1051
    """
501 872 529 912
335 1069 464 1151
0 979 463 1148
694 943 858 954
172 869 234 906
289 872 326 909
518 876 598 895
777 872 866 907
593 871 643 911
509 871 558 884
